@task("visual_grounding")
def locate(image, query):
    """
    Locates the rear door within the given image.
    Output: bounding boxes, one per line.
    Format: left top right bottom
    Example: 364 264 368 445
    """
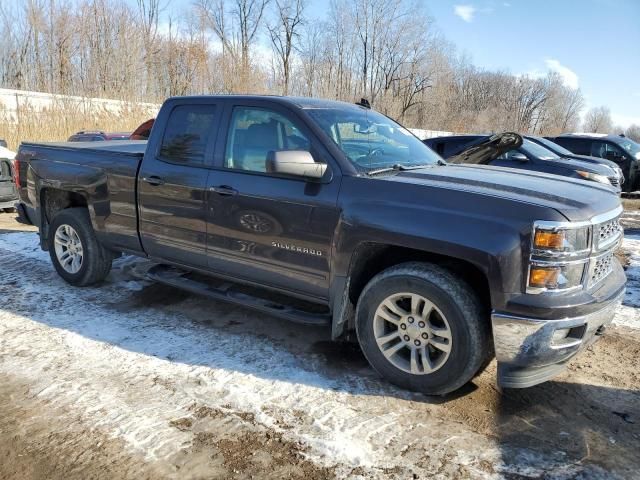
138 99 222 268
204 100 342 301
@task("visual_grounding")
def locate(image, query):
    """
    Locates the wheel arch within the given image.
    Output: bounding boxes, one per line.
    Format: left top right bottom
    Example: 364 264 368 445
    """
39 187 91 250
331 242 492 340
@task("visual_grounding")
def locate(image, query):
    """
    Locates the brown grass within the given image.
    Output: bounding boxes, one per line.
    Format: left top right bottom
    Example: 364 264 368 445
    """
0 102 157 151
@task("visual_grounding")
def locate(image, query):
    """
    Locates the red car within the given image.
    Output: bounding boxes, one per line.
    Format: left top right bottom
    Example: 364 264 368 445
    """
130 119 155 140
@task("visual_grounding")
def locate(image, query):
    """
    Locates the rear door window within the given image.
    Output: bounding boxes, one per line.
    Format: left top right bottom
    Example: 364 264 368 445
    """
159 105 218 166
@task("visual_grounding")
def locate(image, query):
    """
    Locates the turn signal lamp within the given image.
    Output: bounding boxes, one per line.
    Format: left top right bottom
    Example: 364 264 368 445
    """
534 230 565 250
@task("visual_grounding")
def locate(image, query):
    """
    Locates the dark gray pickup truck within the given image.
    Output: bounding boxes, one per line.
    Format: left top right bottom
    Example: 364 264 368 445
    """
15 96 626 395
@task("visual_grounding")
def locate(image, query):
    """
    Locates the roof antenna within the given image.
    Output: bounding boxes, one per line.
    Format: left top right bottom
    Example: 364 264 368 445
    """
356 98 371 109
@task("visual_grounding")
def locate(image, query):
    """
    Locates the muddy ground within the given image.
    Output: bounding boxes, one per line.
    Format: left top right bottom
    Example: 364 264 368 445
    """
0 210 639 480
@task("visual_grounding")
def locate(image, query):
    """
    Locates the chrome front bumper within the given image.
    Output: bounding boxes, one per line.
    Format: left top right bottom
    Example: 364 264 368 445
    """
492 290 624 388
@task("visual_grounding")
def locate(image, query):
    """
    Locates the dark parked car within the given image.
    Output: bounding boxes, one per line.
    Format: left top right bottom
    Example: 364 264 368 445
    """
0 139 7 148
67 130 131 142
15 96 625 395
0 149 17 212
425 134 621 193
550 134 640 192
526 135 624 187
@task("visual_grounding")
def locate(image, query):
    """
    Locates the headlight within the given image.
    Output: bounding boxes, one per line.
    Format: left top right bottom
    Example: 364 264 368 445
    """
528 262 586 291
532 225 590 254
528 223 591 293
576 170 611 185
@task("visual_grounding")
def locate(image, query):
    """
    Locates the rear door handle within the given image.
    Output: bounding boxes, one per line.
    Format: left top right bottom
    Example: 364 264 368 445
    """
142 175 165 186
209 185 238 196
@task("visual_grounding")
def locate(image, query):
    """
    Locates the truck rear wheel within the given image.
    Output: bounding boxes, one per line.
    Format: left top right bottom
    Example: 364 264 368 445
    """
48 208 113 286
355 262 491 396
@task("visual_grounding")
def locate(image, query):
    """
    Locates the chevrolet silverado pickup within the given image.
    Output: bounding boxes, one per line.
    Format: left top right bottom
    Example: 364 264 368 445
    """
15 96 626 395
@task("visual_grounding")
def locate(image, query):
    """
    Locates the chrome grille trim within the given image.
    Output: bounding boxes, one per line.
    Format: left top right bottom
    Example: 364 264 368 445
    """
588 251 616 288
595 217 622 252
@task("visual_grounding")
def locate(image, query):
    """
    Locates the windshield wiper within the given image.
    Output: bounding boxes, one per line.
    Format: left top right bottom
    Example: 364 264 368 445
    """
367 161 445 176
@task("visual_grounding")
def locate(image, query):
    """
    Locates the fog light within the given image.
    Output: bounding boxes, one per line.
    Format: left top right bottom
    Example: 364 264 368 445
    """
529 266 560 289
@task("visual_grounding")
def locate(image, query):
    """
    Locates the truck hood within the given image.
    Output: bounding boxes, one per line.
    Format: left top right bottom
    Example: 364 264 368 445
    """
387 164 620 222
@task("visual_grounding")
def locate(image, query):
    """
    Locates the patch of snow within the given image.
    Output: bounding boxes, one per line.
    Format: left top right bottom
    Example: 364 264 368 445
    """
615 234 640 329
0 231 48 262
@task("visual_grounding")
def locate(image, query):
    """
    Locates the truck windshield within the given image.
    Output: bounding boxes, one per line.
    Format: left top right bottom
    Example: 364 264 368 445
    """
306 107 442 172
616 138 640 158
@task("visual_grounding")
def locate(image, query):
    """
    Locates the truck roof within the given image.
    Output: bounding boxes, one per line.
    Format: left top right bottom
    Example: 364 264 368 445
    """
166 95 365 111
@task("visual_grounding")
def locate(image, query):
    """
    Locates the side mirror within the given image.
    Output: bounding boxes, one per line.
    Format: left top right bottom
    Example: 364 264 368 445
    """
510 152 529 162
266 150 328 180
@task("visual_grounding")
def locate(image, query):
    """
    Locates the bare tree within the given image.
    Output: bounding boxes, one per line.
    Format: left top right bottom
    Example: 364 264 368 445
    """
196 0 270 92
0 0 599 136
625 124 640 143
267 0 305 95
583 106 613 133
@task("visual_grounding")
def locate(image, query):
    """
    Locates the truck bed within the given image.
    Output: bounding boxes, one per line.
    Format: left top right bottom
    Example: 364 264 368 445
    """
18 140 147 254
21 140 147 156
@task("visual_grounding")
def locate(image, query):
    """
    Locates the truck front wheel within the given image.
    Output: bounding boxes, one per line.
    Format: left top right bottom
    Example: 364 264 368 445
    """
356 262 492 396
48 208 113 286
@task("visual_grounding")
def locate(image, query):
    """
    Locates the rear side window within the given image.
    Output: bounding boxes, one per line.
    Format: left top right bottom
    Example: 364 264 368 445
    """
443 137 480 158
558 137 590 155
159 105 217 166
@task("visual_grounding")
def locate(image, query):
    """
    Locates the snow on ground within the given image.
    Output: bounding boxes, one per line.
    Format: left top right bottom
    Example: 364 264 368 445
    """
1 230 639 479
614 234 640 329
0 232 503 478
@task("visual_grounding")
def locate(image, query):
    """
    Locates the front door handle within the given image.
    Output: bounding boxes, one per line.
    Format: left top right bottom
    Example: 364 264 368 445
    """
209 185 238 196
142 175 165 186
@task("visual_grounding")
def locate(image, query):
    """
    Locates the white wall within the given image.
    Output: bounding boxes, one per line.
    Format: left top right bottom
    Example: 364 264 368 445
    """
0 88 160 124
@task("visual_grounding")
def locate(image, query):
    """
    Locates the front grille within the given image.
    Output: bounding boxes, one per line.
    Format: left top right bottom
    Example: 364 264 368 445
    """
596 217 621 249
589 252 614 287
608 176 619 187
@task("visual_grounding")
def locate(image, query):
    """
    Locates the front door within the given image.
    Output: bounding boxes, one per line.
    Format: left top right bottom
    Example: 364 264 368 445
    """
138 101 221 267
205 102 341 301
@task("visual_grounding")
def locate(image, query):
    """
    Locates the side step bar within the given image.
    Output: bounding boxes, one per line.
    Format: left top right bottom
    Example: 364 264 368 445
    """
129 262 331 327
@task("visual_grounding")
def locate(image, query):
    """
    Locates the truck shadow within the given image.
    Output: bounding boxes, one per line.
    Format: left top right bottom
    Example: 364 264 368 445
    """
493 381 640 477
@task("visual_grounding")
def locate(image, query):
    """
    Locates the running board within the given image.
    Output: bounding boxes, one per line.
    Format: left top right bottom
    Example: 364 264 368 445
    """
130 262 331 326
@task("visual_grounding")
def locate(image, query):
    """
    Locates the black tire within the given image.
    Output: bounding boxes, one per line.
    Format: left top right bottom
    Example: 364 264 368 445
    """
3 207 15 213
355 262 492 396
48 208 113 286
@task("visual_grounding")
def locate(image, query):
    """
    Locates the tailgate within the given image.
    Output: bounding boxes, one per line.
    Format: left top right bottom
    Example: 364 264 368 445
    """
0 159 17 200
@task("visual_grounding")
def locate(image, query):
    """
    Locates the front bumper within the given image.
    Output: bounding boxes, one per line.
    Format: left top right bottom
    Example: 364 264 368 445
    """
492 289 624 388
